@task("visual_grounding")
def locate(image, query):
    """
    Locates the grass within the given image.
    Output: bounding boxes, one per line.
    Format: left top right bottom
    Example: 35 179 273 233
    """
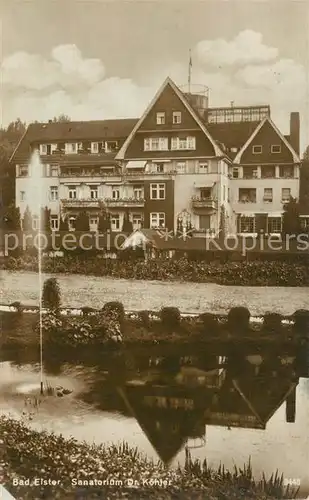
0 416 301 499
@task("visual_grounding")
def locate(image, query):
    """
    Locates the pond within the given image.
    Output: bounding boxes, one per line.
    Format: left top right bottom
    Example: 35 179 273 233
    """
1 344 309 498
1 270 309 314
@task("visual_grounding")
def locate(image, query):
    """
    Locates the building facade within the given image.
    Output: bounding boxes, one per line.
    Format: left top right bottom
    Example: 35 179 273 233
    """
11 77 301 236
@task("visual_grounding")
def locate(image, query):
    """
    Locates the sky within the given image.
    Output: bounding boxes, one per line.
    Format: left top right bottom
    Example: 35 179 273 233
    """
1 0 309 152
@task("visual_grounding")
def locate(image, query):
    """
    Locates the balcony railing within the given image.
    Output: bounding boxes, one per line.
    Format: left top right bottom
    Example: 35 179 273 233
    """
191 196 217 209
61 198 100 208
104 197 145 207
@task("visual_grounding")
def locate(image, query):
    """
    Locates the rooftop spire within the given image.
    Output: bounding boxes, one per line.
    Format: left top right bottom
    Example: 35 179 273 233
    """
188 49 192 94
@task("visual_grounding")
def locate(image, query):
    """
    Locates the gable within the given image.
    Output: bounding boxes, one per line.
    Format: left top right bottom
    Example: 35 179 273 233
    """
116 77 222 160
139 83 201 131
236 119 298 164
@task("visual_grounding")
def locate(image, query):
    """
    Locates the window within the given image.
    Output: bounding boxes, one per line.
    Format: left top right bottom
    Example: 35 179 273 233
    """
150 212 165 228
268 217 282 233
238 188 256 203
239 216 256 233
144 137 168 151
232 167 240 179
261 166 275 178
300 217 309 230
223 185 226 201
18 165 29 177
282 188 291 202
173 111 182 124
132 213 142 230
133 185 143 199
252 145 262 154
112 187 120 199
230 147 238 153
20 191 26 202
263 188 273 202
50 165 59 177
200 188 211 200
151 163 164 173
40 144 56 155
111 214 120 230
279 166 294 178
199 162 209 173
68 217 76 231
243 167 258 179
150 183 165 200
65 143 78 154
199 215 210 230
50 186 58 201
32 215 39 231
89 217 98 229
105 141 118 152
68 186 77 199
156 112 165 125
91 142 99 154
271 145 281 153
171 136 196 150
50 216 59 231
90 186 98 199
176 161 186 173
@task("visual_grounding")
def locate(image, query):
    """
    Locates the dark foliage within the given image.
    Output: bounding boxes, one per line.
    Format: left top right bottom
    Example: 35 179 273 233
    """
228 307 251 331
160 307 181 329
42 278 61 311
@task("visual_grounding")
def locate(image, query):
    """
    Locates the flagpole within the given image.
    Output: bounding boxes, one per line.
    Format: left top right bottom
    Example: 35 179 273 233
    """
188 49 192 94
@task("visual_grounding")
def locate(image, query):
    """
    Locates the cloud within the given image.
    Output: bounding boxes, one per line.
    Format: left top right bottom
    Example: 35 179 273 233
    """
195 30 278 68
1 33 308 152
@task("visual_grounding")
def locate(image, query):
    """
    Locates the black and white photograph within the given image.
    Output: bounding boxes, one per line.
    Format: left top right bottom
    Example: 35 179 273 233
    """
0 0 309 498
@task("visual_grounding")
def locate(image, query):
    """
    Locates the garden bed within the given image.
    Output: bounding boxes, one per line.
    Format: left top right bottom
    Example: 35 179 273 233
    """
0 416 299 499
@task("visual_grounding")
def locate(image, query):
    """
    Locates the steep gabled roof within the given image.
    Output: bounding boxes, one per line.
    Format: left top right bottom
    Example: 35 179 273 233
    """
207 121 261 159
116 77 224 160
234 116 300 164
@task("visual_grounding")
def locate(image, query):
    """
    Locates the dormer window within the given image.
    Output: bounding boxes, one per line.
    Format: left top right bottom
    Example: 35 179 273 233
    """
105 141 118 153
173 111 182 124
65 143 78 154
156 112 165 125
252 145 262 154
40 144 56 155
91 142 99 154
271 144 281 153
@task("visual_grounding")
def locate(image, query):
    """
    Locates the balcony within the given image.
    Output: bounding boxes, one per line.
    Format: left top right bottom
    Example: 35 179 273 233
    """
104 197 145 208
191 196 217 210
61 198 100 208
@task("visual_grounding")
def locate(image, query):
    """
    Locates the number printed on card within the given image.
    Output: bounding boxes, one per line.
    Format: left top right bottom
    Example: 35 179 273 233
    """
283 478 301 486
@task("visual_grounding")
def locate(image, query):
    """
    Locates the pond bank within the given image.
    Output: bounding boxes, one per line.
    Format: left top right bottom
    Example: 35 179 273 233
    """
0 416 299 499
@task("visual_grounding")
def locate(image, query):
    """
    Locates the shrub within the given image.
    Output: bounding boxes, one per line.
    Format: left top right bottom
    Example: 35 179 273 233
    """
293 309 309 334
227 306 250 332
42 278 61 311
102 301 125 322
10 301 23 314
138 310 151 329
198 313 218 332
263 313 283 332
160 307 181 329
81 306 95 317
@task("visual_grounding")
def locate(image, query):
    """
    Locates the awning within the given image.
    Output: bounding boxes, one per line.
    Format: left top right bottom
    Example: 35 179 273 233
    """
126 160 146 169
237 213 255 217
267 212 283 218
194 181 215 188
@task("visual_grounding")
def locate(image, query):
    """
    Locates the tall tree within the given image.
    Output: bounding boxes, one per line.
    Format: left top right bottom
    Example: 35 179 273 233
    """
122 212 133 233
98 210 111 232
75 211 90 231
1 204 21 230
282 197 301 235
22 206 33 231
40 206 51 232
59 216 69 231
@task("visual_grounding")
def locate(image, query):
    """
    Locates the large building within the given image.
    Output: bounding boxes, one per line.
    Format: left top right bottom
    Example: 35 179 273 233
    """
11 77 301 236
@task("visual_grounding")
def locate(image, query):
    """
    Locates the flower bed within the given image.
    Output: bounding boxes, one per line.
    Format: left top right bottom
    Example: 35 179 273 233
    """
3 255 309 286
0 416 299 499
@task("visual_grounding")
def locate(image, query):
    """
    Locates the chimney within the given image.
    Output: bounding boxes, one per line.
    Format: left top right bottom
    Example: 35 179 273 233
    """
289 112 300 155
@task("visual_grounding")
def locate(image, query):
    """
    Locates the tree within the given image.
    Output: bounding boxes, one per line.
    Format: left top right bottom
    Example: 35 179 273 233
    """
59 216 69 231
75 211 90 231
53 114 71 123
98 212 111 232
299 160 309 214
40 206 51 232
42 278 61 311
219 205 226 239
282 197 301 235
303 145 309 161
22 206 33 231
122 212 133 233
1 204 21 230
